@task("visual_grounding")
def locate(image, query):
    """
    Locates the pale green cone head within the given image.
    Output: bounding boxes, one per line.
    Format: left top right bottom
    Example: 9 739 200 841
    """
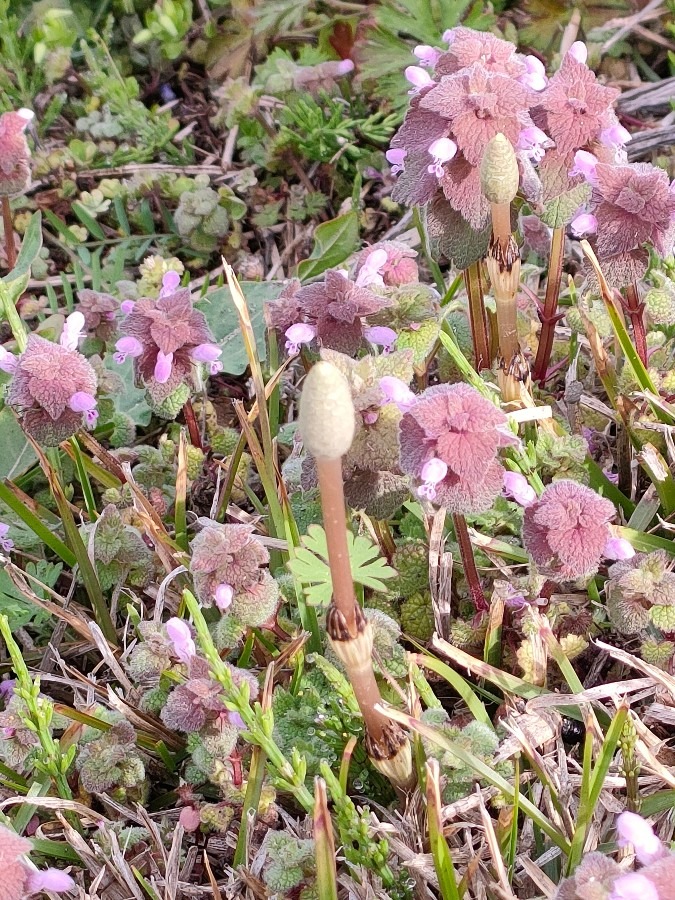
298 361 356 459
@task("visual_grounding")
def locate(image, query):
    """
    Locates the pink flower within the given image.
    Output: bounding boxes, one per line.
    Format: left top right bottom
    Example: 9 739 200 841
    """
570 150 599 184
120 299 135 314
609 873 659 900
190 342 222 374
570 212 598 236
593 161 675 261
616 812 665 865
364 325 397 353
520 55 547 91
379 376 416 411
435 28 526 78
0 108 34 196
0 522 13 553
568 41 588 64
284 323 317 355
190 523 270 606
522 480 616 579
357 242 419 287
420 63 534 166
179 806 201 832
77 289 119 341
214 582 234 611
399 383 511 513
604 536 635 561
535 54 619 155
154 350 174 384
503 471 536 507
114 336 143 364
427 137 458 177
26 868 75 894
67 391 98 427
59 311 85 351
119 281 215 408
7 334 98 446
228 710 245 729
601 123 631 153
355 248 388 287
418 458 448 500
0 346 17 374
413 45 441 67
386 148 407 175
517 125 552 163
405 65 434 93
166 617 196 664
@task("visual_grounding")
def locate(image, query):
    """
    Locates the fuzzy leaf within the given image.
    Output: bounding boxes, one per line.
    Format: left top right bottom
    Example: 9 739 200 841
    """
0 407 36 479
650 604 675 632
396 320 440 368
297 211 359 281
426 196 491 270
3 211 42 285
288 523 397 606
540 183 591 229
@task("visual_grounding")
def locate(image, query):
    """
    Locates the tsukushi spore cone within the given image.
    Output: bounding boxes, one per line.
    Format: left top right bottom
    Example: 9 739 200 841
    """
298 361 414 790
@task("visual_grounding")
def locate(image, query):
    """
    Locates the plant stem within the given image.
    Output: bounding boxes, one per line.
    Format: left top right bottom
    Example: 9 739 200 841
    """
532 225 565 386
181 398 203 450
624 280 648 367
452 513 487 613
487 200 523 403
1 196 16 271
463 261 490 371
316 457 358 634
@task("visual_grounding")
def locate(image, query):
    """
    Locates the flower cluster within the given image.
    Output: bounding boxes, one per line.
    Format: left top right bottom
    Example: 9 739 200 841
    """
5 320 99 445
189 520 280 646
0 823 74 899
522 480 616 579
76 288 120 342
0 108 34 197
398 383 516 513
388 28 672 274
114 271 222 417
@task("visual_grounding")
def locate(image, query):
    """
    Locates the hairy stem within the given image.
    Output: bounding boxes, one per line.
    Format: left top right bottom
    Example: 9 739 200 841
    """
452 513 487 613
532 225 565 386
624 280 648 367
316 457 358 633
488 200 523 403
464 261 490 371
1 196 16 272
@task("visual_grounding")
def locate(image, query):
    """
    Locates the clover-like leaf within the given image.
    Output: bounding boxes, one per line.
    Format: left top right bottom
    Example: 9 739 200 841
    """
288 523 397 606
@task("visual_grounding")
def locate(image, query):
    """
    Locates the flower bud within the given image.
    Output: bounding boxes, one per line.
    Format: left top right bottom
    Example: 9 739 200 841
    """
298 361 355 459
480 133 519 205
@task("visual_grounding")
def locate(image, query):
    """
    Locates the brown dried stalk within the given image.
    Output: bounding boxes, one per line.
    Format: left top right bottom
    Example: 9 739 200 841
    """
298 361 415 790
532 226 565 386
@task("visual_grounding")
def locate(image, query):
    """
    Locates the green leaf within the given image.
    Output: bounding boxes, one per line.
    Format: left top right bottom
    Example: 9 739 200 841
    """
297 211 359 281
0 408 36 479
3 212 42 285
104 356 151 426
288 523 397 607
540 183 590 229
196 281 283 376
650 604 675 631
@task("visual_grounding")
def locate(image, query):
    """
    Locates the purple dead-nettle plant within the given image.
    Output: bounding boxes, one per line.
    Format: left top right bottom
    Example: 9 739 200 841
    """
355 242 419 287
6 333 99 445
0 109 34 197
522 479 617 579
115 271 222 417
77 288 120 342
399 383 516 513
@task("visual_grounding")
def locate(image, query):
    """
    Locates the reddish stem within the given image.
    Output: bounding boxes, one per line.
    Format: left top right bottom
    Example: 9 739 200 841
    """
2 197 16 272
452 513 488 613
623 281 648 367
182 399 203 450
532 226 565 386
464 262 490 371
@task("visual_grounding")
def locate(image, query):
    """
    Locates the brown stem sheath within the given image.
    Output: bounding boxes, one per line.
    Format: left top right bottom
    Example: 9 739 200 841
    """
182 399 203 451
2 196 16 272
316 457 358 634
532 226 565 386
464 261 490 371
624 280 648 367
452 513 488 613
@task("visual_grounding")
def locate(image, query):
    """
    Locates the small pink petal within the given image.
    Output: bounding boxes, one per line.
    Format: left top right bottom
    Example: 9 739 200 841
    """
568 41 588 64
60 311 85 351
362 410 379 425
379 376 415 410
385 148 406 174
154 350 173 384
404 66 433 91
166 617 196 664
364 326 397 349
604 536 635 561
120 300 135 314
616 811 665 865
570 213 598 237
115 336 143 358
179 806 201 832
26 868 75 894
336 59 355 75
413 45 441 67
190 343 222 363
214 583 234 611
420 458 447 485
0 346 17 374
569 150 598 183
600 123 631 148
68 391 97 413
427 137 457 177
503 471 537 507
520 55 547 91
609 872 659 900
161 270 181 294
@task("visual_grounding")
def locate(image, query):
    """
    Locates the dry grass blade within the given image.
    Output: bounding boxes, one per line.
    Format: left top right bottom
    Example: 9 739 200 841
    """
518 856 557 899
203 850 224 900
313 777 338 900
476 787 516 898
